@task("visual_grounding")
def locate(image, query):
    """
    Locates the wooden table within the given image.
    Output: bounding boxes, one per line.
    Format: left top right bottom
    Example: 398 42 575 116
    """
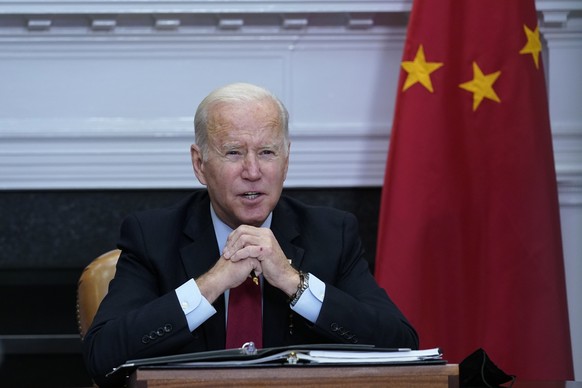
129 363 460 387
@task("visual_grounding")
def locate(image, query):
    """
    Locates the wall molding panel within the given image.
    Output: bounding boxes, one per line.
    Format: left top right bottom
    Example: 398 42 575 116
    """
0 3 409 189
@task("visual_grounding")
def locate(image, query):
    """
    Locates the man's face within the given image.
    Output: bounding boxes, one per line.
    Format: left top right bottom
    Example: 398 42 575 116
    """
191 99 289 229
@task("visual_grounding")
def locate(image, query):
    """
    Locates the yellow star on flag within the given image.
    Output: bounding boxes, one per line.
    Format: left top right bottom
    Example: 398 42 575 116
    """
401 45 443 93
519 24 542 69
459 62 502 111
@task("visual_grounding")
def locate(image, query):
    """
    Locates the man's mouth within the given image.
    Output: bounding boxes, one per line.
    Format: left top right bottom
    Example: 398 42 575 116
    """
241 192 261 200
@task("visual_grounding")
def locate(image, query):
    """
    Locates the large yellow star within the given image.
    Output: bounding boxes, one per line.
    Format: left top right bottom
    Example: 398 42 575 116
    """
401 45 443 93
459 62 502 111
519 24 542 69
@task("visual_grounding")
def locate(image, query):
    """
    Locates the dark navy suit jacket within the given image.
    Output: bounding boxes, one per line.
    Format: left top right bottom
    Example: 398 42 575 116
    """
83 190 418 386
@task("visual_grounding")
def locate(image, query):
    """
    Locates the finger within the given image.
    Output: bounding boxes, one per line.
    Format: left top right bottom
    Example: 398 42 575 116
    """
228 245 266 262
224 256 262 288
225 225 257 247
251 263 263 277
223 230 264 258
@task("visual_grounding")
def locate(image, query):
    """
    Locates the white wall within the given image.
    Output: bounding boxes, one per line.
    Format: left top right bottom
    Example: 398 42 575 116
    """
545 5 582 379
0 0 581 379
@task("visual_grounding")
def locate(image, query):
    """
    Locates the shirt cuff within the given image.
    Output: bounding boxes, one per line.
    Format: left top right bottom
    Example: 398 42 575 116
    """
175 278 216 332
290 272 325 323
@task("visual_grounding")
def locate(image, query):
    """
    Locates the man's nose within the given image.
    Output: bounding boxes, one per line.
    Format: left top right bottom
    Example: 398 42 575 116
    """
242 154 261 180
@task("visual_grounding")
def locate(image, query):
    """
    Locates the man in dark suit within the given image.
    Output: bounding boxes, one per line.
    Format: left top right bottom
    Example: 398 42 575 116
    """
83 83 418 387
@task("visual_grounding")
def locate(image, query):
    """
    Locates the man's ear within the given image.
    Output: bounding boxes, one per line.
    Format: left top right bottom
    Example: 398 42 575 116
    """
190 144 207 185
283 142 291 181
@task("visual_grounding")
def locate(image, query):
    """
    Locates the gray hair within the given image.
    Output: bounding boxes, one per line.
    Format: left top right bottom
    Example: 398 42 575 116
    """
194 82 289 160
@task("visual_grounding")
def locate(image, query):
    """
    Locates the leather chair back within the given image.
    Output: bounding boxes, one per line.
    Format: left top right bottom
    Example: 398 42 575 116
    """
77 249 120 339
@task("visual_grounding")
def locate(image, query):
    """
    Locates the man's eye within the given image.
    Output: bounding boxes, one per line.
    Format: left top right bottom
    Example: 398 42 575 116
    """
226 150 241 156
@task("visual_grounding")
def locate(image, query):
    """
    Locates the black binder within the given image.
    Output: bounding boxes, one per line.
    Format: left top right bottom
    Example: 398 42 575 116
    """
107 343 444 380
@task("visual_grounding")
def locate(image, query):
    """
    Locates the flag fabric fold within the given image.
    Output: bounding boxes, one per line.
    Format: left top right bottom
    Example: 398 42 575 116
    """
375 0 573 380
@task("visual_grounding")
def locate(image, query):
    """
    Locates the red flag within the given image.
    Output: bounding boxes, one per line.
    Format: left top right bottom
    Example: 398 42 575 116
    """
375 0 574 380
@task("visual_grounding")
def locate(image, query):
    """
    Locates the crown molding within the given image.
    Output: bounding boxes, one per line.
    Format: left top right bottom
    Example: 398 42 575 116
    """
0 0 412 15
0 0 579 15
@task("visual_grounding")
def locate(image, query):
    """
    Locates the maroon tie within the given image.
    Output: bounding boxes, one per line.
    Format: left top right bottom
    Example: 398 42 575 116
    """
225 277 263 349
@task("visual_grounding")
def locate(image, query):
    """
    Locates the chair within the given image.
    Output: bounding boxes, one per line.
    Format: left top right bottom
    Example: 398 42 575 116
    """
77 249 120 339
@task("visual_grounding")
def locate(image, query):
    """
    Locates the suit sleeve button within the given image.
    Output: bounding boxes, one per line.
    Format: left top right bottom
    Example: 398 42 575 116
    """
142 336 150 344
164 324 173 332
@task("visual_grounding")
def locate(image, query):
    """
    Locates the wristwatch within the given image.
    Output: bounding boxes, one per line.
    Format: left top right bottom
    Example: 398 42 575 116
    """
290 271 310 307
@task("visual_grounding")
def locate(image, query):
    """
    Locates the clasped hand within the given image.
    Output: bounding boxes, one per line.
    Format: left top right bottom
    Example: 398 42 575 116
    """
197 225 300 303
223 225 298 296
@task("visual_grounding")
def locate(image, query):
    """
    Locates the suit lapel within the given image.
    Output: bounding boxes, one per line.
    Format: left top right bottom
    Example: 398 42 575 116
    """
271 198 305 267
179 195 226 350
263 198 306 347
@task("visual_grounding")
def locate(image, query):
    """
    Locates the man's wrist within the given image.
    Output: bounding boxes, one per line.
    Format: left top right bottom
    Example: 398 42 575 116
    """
289 271 310 306
196 271 224 304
